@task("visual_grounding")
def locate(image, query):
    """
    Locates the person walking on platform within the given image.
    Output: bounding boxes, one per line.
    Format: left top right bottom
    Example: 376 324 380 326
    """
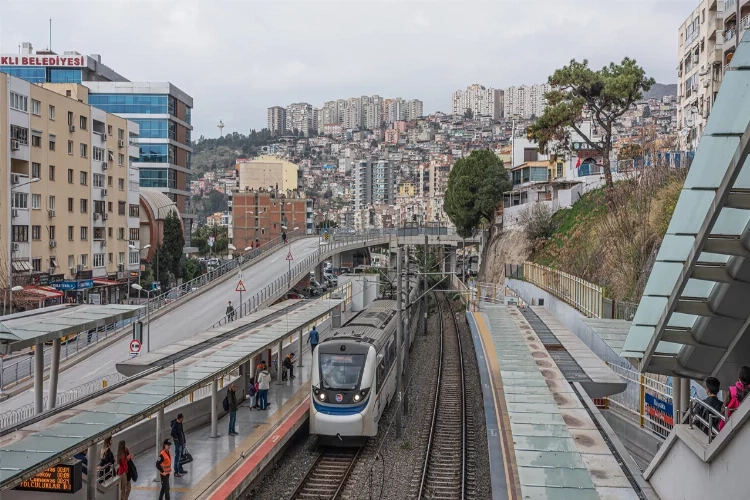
258 366 272 410
307 325 319 353
226 301 235 322
170 413 187 476
116 440 133 500
227 383 239 435
156 439 172 500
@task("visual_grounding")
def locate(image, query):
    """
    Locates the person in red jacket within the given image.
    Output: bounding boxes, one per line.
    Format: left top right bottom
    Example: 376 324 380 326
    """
116 440 132 499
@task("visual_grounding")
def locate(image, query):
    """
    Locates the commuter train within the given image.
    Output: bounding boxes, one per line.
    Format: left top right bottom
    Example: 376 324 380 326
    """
309 287 418 445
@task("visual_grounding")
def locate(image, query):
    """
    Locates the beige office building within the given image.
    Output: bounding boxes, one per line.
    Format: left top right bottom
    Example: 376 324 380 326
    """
237 155 300 193
1 73 141 294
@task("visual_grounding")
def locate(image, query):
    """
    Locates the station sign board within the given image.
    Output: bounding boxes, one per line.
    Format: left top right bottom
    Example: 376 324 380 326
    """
645 393 673 426
15 462 82 493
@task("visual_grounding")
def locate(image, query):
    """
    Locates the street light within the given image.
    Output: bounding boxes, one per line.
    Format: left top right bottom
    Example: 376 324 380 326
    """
8 178 40 313
128 244 151 303
131 283 151 353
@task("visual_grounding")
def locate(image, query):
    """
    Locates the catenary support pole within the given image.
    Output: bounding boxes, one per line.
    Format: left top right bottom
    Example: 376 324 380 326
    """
46 338 62 410
277 340 283 384
34 343 44 415
297 328 303 368
396 247 403 438
673 378 682 424
424 234 428 336
403 246 410 416
210 378 219 438
87 442 98 499
154 406 164 482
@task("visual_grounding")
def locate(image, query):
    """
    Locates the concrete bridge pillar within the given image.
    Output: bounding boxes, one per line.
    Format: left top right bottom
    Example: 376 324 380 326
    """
314 263 324 283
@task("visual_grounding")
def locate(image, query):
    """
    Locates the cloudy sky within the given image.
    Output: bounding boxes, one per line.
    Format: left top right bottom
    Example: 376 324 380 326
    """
2 0 696 138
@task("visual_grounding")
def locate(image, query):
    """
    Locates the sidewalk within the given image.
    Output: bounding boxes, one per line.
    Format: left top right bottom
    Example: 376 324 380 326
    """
128 347 314 500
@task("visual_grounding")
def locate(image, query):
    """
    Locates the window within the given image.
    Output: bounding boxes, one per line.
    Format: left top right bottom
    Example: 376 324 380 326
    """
88 94 171 115
68 140 73 155
186 151 192 170
118 128 124 140
129 251 139 265
31 99 40 115
118 154 124 166
108 253 113 264
118 228 125 240
129 228 140 241
48 196 55 210
80 171 88 185
31 134 41 147
66 90 71 97
93 147 105 162
11 125 28 145
49 165 55 181
49 105 55 120
93 254 105 268
49 226 55 240
108 149 114 162
108 227 113 238
80 226 88 240
94 200 105 214
79 116 87 130
118 201 126 215
68 255 74 268
94 227 105 240
68 111 74 126
68 198 74 212
49 138 56 151
31 162 40 179
12 192 28 209
32 225 41 240
10 92 28 112
108 201 113 212
129 204 140 217
108 176 113 187
93 174 105 188
68 169 74 184
80 199 88 213
80 143 87 158
80 254 88 267
12 225 29 242
120 252 125 265
68 226 74 240
32 258 41 272
118 178 125 190
31 194 41 209
107 125 113 136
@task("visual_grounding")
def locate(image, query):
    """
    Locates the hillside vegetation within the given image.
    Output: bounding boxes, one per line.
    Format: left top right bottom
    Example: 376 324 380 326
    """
527 166 686 302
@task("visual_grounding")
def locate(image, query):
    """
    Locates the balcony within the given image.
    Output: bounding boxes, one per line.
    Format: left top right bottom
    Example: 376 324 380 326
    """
724 27 737 43
726 0 737 13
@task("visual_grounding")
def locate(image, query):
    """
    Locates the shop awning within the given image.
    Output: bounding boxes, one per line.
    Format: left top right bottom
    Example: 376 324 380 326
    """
12 261 32 272
19 286 64 299
92 279 120 286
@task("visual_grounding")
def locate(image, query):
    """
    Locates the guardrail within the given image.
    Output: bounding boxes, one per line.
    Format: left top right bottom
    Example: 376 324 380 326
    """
523 262 603 318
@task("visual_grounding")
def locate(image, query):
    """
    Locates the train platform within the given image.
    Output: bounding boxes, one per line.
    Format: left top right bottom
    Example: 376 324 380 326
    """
128 348 313 500
468 303 643 500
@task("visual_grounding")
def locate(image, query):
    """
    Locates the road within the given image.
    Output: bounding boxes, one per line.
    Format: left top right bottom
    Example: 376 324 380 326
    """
0 238 321 413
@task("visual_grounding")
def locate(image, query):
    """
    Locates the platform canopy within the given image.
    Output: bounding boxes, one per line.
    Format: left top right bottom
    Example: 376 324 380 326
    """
0 305 142 354
623 34 750 385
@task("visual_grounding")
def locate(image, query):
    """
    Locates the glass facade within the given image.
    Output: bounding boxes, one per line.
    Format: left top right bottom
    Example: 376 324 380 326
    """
88 94 170 114
49 69 82 83
0 67 82 83
131 118 169 139
138 144 169 163
140 169 176 188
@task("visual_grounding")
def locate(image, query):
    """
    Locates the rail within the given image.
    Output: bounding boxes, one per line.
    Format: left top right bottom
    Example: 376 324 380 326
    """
523 261 604 318
685 396 726 443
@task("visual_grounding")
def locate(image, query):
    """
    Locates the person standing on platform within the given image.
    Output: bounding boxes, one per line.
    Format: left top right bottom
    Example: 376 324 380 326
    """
170 413 187 476
116 440 132 500
307 325 319 353
227 384 239 435
283 352 296 380
258 366 272 410
156 439 172 500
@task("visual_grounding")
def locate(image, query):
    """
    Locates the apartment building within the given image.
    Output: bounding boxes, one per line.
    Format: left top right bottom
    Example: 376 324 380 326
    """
267 106 287 136
677 0 724 150
452 84 503 119
237 155 300 192
722 0 750 68
504 84 551 119
354 160 394 211
1 74 140 294
286 102 314 136
231 191 313 248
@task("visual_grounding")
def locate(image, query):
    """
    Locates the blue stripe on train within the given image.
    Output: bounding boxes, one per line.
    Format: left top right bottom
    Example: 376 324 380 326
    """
313 398 370 415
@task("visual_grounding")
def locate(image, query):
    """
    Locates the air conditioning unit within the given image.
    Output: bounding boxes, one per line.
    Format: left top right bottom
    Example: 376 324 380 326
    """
49 240 57 248
48 209 56 218
12 243 19 252
77 264 85 271
101 161 108 169
69 125 75 133
118 140 125 148
11 209 19 218
101 240 107 247
70 267 77 276
101 188 108 197
11 174 19 184
102 213 109 221
93 212 100 221
10 139 20 151
100 133 106 142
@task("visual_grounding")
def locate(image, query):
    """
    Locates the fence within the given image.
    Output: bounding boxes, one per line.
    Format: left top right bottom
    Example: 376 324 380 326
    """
522 262 603 318
605 363 674 438
602 298 638 321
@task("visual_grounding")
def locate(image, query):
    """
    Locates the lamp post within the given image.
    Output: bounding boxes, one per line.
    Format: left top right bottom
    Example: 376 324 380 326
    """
8 178 40 312
131 283 151 353
128 244 151 303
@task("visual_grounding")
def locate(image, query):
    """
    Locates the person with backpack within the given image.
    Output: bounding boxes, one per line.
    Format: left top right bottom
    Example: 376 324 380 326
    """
170 413 188 477
258 366 272 410
697 377 724 434
226 301 235 322
116 440 133 500
156 439 172 500
248 377 257 410
721 366 750 430
227 384 239 435
307 325 319 353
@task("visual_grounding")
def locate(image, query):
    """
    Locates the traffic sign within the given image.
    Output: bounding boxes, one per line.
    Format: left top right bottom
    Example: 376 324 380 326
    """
129 339 141 356
236 280 246 292
286 251 294 261
237 270 244 280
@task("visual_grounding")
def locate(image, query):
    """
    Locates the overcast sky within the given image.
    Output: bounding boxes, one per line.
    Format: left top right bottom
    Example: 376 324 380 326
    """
1 1 696 138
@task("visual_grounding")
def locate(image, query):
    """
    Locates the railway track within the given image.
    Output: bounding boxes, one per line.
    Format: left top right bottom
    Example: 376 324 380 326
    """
417 292 466 499
288 447 362 500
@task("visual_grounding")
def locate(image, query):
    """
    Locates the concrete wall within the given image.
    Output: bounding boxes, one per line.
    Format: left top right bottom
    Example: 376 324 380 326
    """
602 409 663 469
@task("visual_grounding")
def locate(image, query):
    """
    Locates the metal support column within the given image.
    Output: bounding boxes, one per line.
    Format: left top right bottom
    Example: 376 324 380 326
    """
680 377 691 424
210 378 219 438
154 406 164 482
34 343 44 415
277 340 284 384
424 234 428 336
673 378 682 424
396 247 403 438
87 442 99 499
46 338 62 410
403 246 410 416
297 328 303 368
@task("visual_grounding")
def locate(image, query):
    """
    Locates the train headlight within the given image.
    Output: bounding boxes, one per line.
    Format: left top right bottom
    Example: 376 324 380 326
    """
355 388 370 402
353 393 361 402
318 392 326 401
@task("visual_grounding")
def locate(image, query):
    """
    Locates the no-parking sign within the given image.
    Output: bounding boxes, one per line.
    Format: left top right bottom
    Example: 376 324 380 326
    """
129 339 141 357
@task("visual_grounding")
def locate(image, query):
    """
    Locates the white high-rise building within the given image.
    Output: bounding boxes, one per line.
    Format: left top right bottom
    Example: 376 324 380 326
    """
285 102 314 136
407 99 424 120
451 84 503 119
504 84 551 119
355 160 394 211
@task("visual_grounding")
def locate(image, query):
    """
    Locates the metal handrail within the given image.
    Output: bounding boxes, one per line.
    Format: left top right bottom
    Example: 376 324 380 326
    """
686 396 726 443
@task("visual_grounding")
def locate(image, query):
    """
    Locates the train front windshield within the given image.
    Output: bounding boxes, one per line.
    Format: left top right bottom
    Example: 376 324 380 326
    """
319 353 366 391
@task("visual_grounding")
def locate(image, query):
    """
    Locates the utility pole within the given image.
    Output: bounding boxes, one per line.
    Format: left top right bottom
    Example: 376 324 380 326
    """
403 246 409 416
396 247 403 438
423 234 428 336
